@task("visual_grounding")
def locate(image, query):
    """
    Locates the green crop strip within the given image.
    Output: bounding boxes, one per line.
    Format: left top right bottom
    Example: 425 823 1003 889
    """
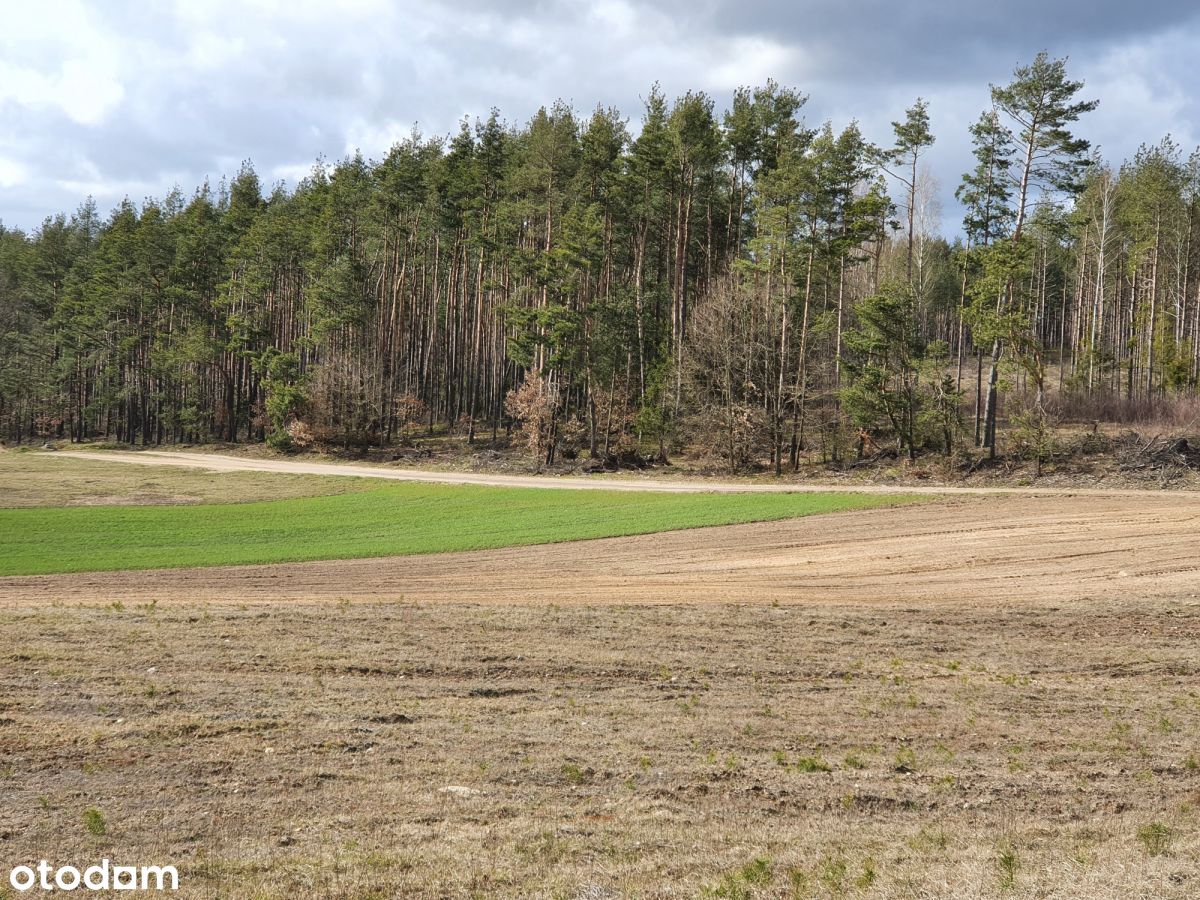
0 483 920 576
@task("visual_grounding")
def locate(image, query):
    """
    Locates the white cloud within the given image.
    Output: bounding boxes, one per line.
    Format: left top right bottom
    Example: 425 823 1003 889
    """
0 156 28 188
1080 28 1199 157
706 36 796 91
343 119 418 159
0 0 125 126
55 60 126 126
271 161 321 185
0 54 125 127
2 0 1200 231
587 0 639 36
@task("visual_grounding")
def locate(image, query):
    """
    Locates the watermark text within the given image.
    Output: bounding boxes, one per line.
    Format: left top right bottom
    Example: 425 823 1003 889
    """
8 859 178 892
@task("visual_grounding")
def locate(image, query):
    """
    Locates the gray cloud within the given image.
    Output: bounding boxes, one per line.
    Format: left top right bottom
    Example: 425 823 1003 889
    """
2 0 1198 234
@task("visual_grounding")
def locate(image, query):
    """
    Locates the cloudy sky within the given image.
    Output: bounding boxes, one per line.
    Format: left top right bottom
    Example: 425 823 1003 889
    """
2 0 1198 234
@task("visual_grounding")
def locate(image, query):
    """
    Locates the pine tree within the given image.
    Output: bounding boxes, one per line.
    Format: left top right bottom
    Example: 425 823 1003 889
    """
956 110 1015 247
975 52 1098 456
887 99 936 282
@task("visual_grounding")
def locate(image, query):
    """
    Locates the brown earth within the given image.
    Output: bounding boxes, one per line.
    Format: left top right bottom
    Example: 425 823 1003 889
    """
2 456 1199 897
2 588 1198 897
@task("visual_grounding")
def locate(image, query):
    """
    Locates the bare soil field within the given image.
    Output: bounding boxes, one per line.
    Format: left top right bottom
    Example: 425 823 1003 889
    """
2 493 1198 607
1 594 1198 898
1 458 1198 897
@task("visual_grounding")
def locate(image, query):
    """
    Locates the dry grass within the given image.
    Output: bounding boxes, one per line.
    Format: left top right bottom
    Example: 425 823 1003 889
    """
1 596 1197 898
0 450 374 507
1053 390 1200 431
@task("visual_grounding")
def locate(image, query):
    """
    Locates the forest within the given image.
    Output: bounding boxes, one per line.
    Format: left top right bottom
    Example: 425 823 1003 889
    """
3 52 1199 473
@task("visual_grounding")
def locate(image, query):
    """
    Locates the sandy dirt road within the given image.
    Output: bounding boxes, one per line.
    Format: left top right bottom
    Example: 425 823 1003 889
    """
4 492 1198 607
49 448 1200 497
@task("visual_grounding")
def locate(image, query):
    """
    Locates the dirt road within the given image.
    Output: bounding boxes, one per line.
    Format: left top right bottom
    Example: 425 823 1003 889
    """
4 492 1198 607
49 448 1199 497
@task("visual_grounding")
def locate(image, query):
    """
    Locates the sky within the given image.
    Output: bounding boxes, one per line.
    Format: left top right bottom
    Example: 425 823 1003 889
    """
2 0 1199 235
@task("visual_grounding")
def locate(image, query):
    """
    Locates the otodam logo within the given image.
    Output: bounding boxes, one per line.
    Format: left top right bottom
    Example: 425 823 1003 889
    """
7 860 178 892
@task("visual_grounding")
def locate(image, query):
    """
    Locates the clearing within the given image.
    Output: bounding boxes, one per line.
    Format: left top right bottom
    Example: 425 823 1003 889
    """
0 450 1197 898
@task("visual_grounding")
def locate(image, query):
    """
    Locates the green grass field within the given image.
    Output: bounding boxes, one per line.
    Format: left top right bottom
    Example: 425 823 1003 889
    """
0 481 915 576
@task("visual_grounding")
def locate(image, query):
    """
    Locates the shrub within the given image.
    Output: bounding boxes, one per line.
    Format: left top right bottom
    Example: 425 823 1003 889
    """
82 807 106 836
505 372 559 462
996 844 1018 890
1136 822 1173 857
893 746 918 773
560 762 587 785
286 419 315 449
794 755 832 773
